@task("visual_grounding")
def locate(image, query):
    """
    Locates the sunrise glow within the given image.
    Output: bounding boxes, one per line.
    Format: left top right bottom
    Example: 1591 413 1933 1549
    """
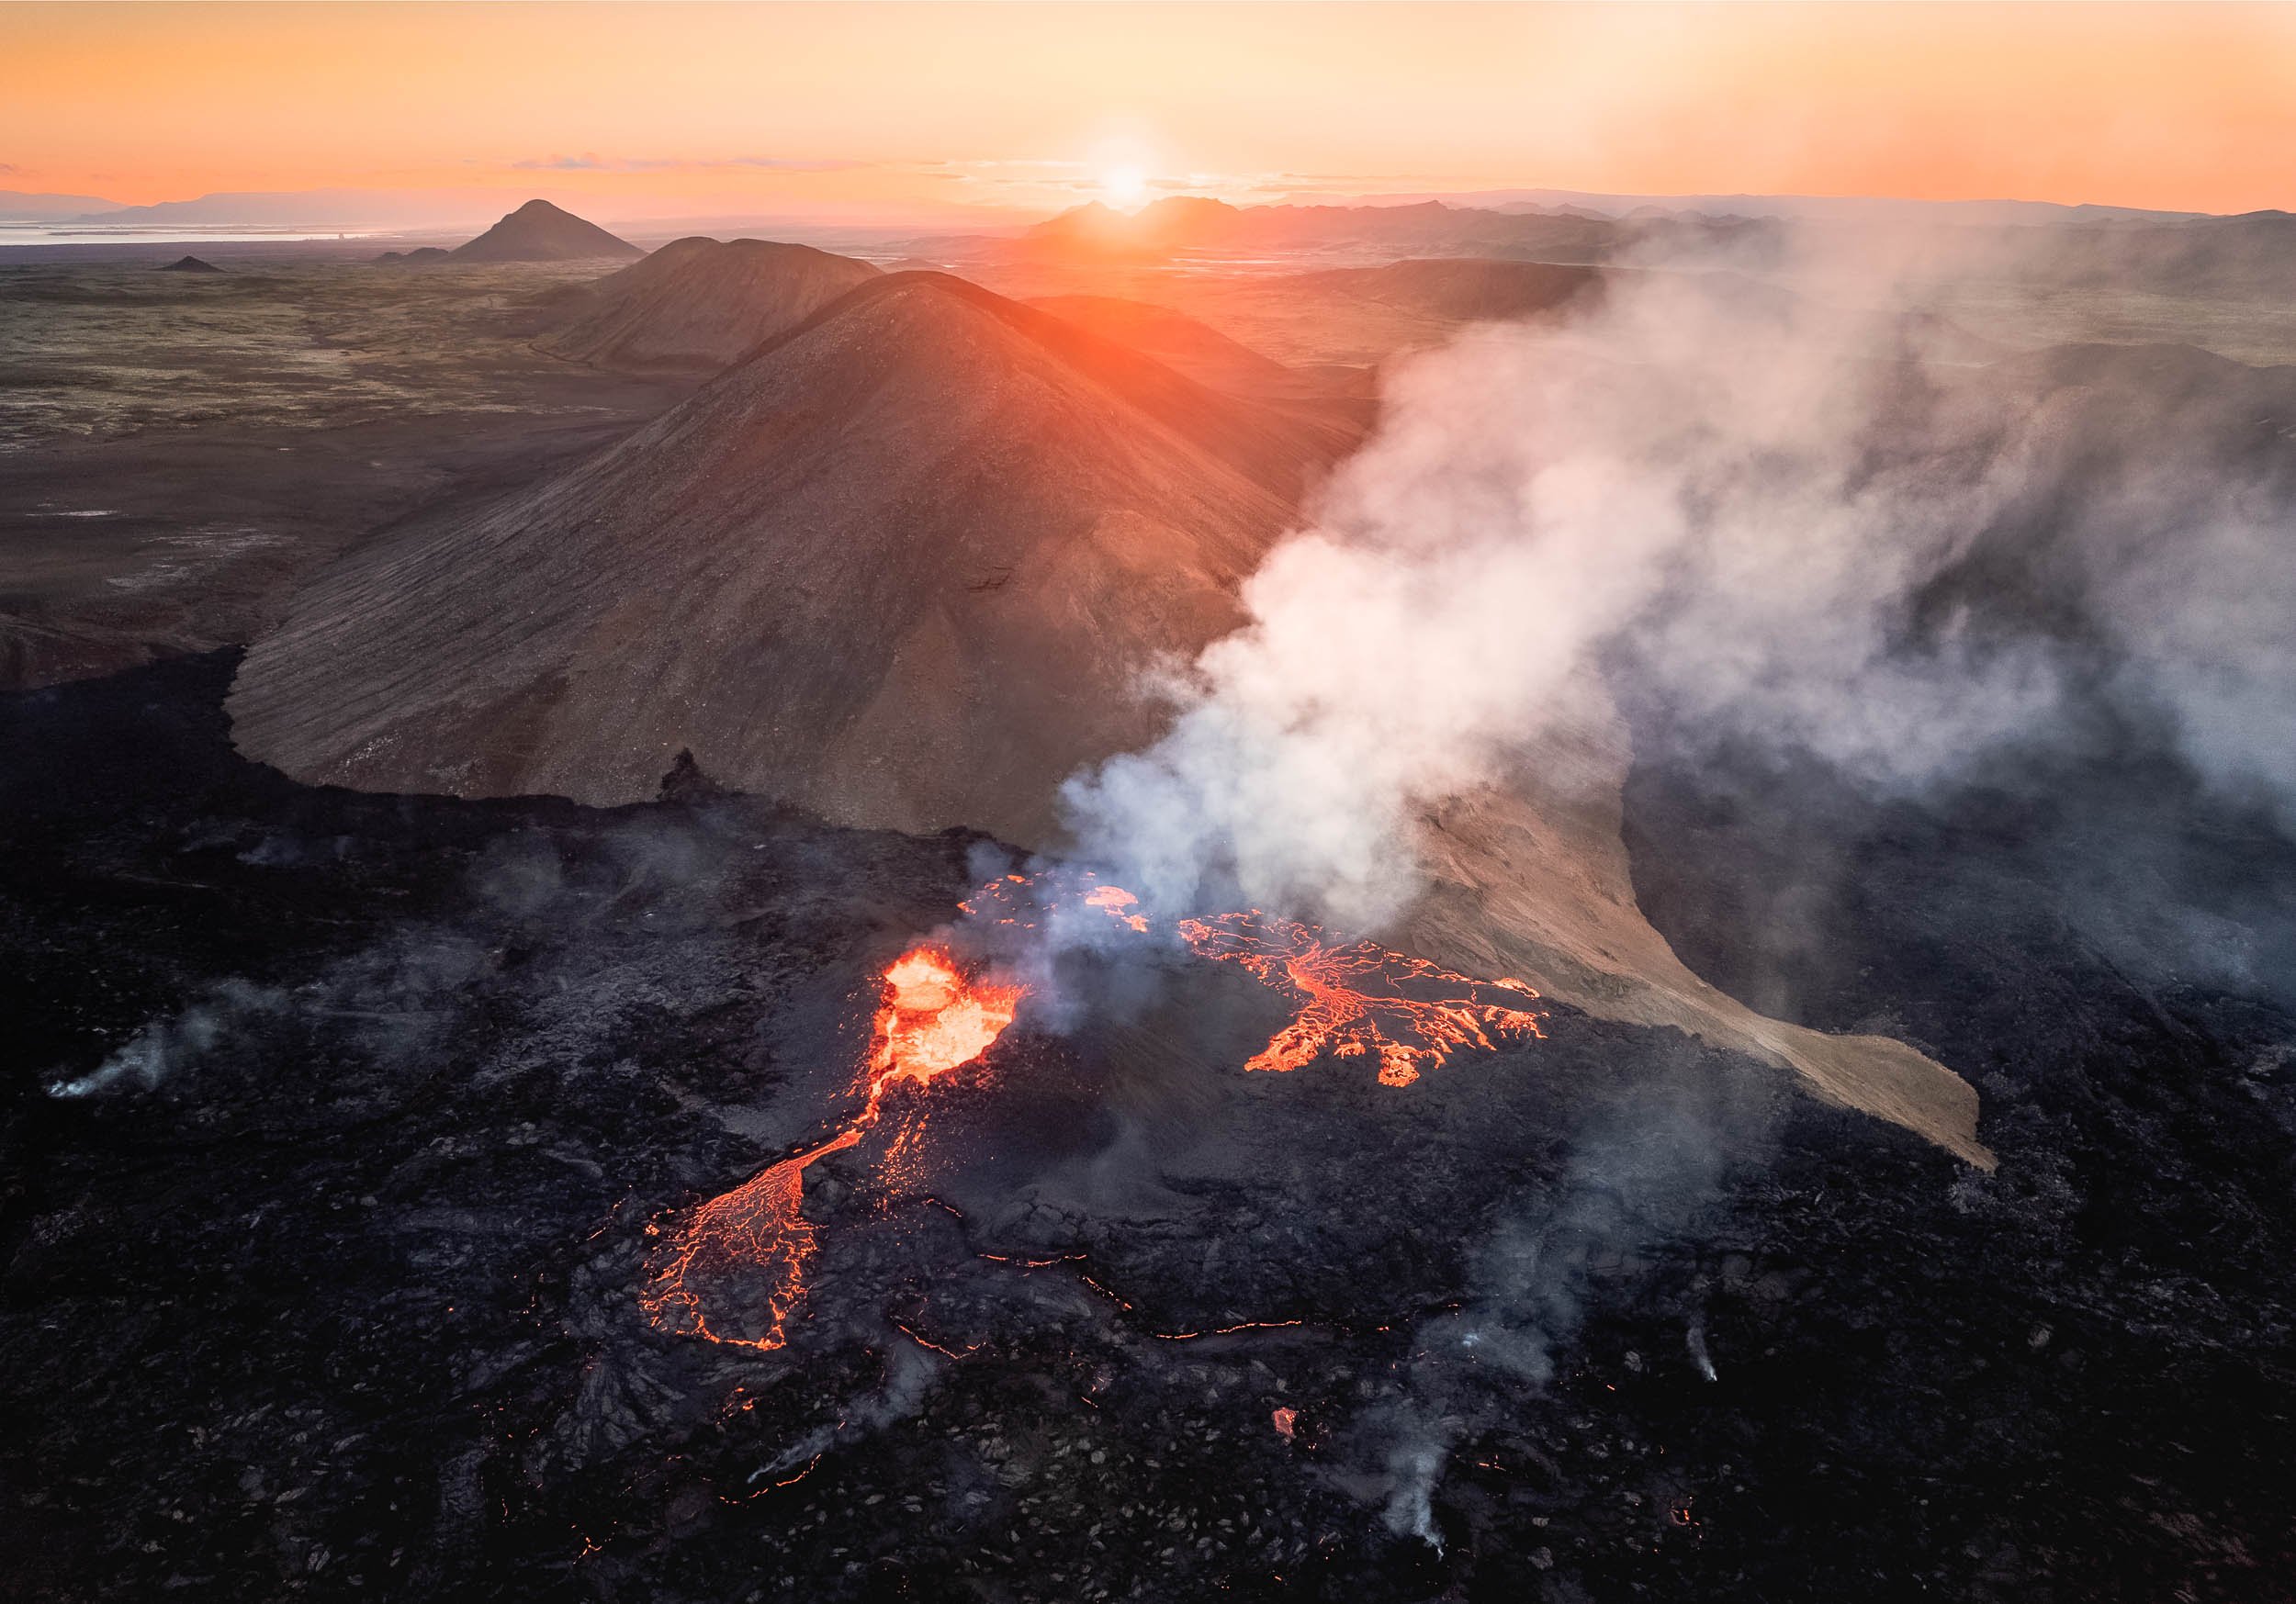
1098 165 1151 211
4 3 2294 221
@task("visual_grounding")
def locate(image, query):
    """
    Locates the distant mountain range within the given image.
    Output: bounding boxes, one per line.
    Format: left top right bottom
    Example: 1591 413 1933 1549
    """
0 186 663 230
0 183 2242 236
974 193 2296 301
17 184 2296 302
44 188 532 229
1345 187 2206 225
0 189 126 221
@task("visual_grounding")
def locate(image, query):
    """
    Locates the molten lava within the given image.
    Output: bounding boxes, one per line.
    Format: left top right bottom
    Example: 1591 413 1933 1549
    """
643 944 1022 1351
1178 912 1542 1085
870 948 1023 1093
1083 883 1151 933
639 1127 864 1352
641 876 1542 1352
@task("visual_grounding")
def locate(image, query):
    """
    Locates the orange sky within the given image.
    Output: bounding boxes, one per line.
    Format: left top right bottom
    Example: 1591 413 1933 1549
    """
5 2 2295 221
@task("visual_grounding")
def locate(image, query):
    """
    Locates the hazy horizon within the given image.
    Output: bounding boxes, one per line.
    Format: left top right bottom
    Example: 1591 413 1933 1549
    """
6 2 2296 230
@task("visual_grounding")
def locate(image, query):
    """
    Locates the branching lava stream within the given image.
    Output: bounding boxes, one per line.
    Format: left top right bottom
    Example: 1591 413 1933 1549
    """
641 948 1020 1351
642 877 1541 1350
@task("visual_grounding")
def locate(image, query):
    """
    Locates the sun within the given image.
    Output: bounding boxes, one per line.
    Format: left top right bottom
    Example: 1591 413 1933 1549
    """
1098 164 1150 211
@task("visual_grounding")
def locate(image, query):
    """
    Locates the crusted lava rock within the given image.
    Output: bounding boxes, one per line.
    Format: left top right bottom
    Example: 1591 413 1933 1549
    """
5 652 2292 1602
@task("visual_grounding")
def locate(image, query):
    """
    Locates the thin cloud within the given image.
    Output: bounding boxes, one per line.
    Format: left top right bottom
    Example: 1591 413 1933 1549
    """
1247 172 1454 196
512 152 871 174
945 159 1088 173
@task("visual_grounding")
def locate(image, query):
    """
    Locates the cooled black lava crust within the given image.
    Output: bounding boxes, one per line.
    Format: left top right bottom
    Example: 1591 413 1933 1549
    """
2 652 2290 1602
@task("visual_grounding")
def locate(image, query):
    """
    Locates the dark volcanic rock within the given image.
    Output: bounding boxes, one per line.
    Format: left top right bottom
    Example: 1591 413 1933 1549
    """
655 747 731 803
4 651 2293 1602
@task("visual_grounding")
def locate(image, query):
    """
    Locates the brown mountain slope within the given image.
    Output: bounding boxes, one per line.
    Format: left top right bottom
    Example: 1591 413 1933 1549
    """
1020 293 1334 398
448 198 640 264
542 236 883 374
228 274 1359 839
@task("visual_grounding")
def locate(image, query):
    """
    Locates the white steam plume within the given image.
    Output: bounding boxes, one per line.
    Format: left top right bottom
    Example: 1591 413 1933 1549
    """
1061 234 2296 934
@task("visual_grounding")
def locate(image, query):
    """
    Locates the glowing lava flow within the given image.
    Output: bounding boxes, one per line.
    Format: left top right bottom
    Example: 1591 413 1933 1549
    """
957 874 1540 1087
1178 912 1542 1086
1082 883 1151 933
640 878 1542 1352
642 948 1021 1352
870 950 1021 1194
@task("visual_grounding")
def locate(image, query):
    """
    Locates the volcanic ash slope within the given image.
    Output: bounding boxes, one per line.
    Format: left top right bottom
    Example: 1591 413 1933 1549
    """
1402 684 1991 1167
542 236 884 375
228 273 1356 842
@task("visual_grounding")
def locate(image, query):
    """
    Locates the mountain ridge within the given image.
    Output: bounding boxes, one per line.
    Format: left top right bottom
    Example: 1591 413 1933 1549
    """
541 235 882 373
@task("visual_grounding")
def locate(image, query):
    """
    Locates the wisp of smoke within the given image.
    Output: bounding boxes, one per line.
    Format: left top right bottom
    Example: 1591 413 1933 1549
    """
43 934 487 1100
45 984 264 1098
1378 1410 1453 1553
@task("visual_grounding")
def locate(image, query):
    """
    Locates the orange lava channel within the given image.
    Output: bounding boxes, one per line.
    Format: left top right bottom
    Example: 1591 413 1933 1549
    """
639 882 1542 1352
1177 912 1542 1086
642 948 1020 1352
